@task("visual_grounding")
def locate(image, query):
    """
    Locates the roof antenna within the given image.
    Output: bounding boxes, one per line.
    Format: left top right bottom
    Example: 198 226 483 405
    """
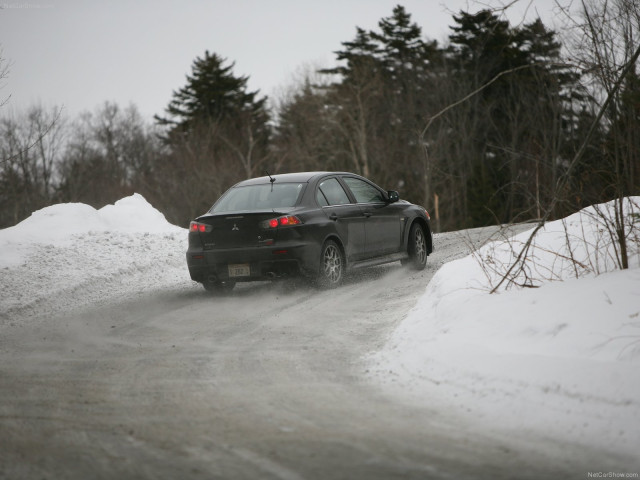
265 170 276 183
265 170 276 191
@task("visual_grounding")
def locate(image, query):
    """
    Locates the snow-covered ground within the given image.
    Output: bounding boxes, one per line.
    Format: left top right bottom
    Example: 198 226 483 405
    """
1 194 639 464
0 194 193 323
369 197 640 463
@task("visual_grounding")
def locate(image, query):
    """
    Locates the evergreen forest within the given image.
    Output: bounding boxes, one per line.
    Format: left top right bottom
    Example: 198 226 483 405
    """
1 2 639 232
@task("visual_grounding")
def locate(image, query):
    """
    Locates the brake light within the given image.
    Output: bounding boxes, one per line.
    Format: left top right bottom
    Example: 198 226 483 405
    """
424 210 431 220
263 215 302 229
279 216 300 226
189 221 212 233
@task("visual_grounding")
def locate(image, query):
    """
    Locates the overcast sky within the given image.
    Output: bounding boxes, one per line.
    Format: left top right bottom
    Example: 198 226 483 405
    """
1 0 565 120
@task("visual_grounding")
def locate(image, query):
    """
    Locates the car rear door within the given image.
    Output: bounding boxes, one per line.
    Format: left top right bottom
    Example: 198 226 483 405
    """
316 176 367 261
341 176 403 257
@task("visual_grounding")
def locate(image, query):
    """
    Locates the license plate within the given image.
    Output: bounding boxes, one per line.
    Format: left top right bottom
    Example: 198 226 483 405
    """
228 263 250 277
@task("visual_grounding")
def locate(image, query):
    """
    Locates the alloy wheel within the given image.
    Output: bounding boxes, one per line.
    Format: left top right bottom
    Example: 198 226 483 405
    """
321 242 343 286
414 227 427 265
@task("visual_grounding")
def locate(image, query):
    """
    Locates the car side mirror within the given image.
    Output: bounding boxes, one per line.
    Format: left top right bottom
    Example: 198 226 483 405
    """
387 190 399 203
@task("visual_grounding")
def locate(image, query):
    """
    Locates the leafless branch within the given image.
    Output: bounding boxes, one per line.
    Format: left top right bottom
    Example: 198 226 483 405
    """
489 40 640 292
0 106 64 167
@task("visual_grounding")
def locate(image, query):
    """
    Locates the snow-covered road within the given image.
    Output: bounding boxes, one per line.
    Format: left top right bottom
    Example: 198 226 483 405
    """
1 195 638 479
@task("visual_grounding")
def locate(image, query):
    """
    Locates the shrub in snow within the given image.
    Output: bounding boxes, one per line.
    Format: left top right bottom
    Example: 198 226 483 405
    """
471 197 640 291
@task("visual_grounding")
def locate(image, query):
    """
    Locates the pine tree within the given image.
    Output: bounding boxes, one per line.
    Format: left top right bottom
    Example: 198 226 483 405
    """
320 27 382 79
371 5 434 81
151 51 271 224
155 51 268 139
446 10 582 225
314 6 440 197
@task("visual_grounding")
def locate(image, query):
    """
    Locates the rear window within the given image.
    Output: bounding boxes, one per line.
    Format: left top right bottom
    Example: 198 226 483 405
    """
210 183 305 213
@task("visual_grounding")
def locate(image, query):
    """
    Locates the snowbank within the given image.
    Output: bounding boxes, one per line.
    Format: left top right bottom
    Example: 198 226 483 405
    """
369 198 640 461
0 194 192 322
471 197 640 289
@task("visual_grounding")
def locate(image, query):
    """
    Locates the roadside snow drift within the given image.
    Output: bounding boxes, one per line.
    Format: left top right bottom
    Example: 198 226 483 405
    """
0 194 191 322
370 197 640 462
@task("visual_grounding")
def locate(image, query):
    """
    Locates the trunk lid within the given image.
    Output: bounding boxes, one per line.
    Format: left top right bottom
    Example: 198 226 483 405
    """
195 210 292 249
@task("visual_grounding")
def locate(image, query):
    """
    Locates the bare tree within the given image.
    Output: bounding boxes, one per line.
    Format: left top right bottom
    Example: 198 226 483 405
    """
0 105 66 227
0 49 10 109
575 0 640 270
490 11 640 291
271 68 341 173
56 102 157 209
550 0 640 272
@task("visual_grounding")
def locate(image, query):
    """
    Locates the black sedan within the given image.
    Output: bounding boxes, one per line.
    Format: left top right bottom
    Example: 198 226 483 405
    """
186 171 433 291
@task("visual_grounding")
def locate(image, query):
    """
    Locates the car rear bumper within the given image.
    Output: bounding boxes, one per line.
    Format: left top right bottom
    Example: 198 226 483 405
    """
186 241 320 283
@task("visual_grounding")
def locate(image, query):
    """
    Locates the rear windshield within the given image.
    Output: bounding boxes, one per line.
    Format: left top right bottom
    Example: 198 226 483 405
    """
210 183 305 213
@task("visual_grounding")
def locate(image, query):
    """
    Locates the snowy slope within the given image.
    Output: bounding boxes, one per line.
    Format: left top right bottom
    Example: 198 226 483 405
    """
369 198 640 462
0 194 193 323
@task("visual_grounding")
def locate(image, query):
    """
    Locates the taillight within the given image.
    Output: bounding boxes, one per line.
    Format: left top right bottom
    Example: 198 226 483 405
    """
424 210 431 220
278 216 300 226
262 215 302 229
189 221 212 233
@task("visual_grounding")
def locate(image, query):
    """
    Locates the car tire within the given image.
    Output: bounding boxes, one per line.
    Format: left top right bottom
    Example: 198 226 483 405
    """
317 240 344 288
406 223 428 270
202 279 236 294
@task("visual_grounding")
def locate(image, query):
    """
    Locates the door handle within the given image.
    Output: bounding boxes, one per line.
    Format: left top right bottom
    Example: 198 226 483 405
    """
329 213 338 221
363 212 372 218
